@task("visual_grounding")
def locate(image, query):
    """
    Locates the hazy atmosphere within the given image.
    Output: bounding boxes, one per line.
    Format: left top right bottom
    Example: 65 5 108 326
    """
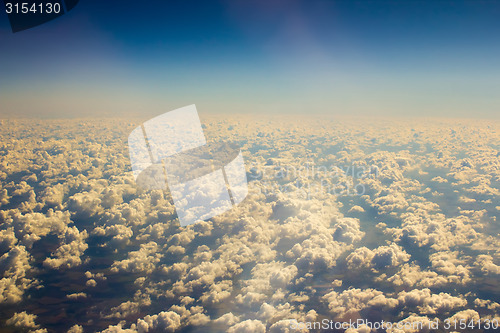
1 0 500 118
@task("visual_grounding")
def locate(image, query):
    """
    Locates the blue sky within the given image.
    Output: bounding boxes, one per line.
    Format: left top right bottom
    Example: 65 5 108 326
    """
1 0 499 118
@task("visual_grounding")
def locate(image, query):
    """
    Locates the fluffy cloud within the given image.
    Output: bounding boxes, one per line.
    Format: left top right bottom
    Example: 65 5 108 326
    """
7 210 72 248
67 191 103 219
475 255 500 275
386 210 481 251
322 288 398 317
110 242 162 274
235 262 297 306
199 279 233 306
213 312 240 326
383 263 449 288
1 117 498 332
6 311 40 329
447 309 480 322
135 311 181 332
397 289 467 314
0 245 36 303
66 292 87 300
68 325 84 333
0 227 17 253
43 226 88 269
227 319 266 333
346 243 411 270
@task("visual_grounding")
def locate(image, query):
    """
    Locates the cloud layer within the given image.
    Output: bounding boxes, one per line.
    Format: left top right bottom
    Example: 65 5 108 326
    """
0 116 499 332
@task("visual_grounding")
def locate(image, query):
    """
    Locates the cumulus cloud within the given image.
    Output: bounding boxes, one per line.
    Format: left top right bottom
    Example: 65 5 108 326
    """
1 116 498 332
346 247 374 269
7 210 72 248
199 279 233 306
397 289 467 314
213 312 240 327
227 319 266 333
67 191 103 219
43 226 88 269
66 292 87 300
346 243 411 270
110 242 162 274
382 263 448 288
6 311 40 329
447 309 480 322
322 288 398 317
475 255 500 275
235 262 297 306
67 325 84 333
0 228 17 253
474 298 500 310
135 311 181 332
386 210 481 251
0 245 36 303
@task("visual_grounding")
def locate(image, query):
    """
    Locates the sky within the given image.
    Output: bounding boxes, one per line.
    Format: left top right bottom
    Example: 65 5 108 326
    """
1 0 500 118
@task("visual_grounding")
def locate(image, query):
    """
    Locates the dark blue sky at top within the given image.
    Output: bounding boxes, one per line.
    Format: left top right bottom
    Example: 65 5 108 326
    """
1 0 500 117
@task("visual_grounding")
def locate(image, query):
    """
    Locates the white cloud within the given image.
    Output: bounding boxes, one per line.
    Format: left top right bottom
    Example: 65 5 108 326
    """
213 312 240 326
475 255 500 275
135 311 182 332
397 289 467 314
346 244 410 270
227 319 266 333
43 226 88 269
110 242 162 274
67 325 84 333
66 292 87 300
0 245 36 303
322 288 398 317
6 311 40 329
1 116 499 332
